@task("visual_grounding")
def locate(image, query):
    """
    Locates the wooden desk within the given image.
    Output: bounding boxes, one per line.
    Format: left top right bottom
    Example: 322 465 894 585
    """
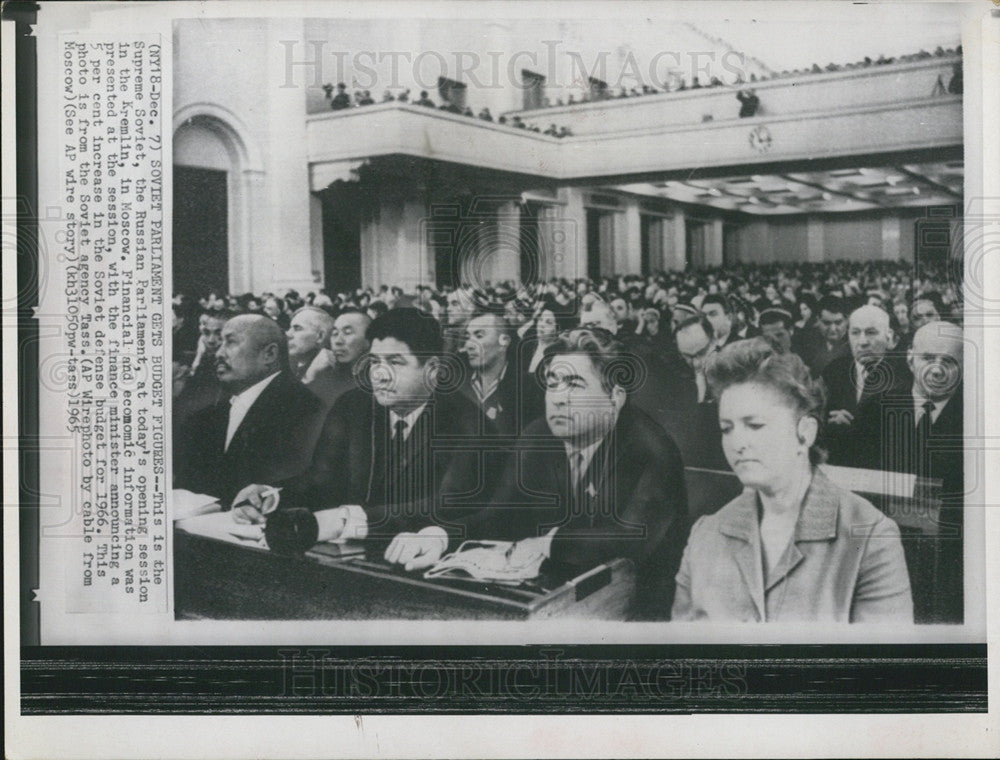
174 527 635 621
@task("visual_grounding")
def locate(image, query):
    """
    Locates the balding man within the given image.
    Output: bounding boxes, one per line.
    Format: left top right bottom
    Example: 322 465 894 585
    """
174 314 323 505
287 306 335 382
847 321 964 622
821 304 910 466
299 308 371 411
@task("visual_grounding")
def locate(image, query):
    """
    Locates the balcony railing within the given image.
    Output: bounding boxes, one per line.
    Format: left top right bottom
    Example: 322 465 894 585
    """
306 56 962 188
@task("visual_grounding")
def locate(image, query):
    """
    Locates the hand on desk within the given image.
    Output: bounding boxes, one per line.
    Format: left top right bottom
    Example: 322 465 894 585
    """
384 527 449 571
231 483 281 524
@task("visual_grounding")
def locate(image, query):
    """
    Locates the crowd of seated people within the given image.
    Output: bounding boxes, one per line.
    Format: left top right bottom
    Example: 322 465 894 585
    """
172 257 964 623
321 82 576 137
511 44 962 112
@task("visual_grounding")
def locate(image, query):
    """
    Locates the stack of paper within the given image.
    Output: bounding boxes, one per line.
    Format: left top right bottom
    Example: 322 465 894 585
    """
172 489 223 521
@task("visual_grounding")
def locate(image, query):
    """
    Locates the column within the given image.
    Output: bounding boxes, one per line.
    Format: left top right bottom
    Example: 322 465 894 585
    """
665 209 686 271
263 18 317 293
807 217 825 262
704 219 724 267
618 201 642 275
881 215 902 261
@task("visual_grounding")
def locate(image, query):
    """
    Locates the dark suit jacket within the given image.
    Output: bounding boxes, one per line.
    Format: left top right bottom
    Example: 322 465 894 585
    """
172 357 224 434
304 361 361 413
845 384 964 622
458 340 545 436
821 354 910 465
174 371 324 506
796 331 849 378
283 387 499 539
457 404 690 620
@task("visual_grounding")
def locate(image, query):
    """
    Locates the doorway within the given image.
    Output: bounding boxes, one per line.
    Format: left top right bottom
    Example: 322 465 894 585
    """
173 166 228 297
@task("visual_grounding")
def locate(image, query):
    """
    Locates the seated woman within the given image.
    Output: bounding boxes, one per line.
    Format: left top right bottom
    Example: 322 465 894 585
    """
671 339 912 624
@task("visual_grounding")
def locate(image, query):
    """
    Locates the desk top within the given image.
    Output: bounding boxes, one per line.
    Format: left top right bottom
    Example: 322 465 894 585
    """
173 522 635 621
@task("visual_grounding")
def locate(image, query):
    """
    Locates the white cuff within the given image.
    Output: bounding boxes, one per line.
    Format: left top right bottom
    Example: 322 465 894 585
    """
338 504 369 540
539 527 558 558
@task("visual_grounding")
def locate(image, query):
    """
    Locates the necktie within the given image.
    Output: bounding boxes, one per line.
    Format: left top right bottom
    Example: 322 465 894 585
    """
916 400 935 439
393 418 408 441
224 397 240 452
914 400 935 474
393 418 409 464
570 451 585 486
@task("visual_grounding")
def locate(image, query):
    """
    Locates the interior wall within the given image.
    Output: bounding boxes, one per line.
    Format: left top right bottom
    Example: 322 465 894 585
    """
726 209 940 264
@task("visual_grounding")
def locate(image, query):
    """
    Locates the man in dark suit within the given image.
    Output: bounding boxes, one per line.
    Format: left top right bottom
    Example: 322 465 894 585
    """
797 295 850 377
758 306 796 355
847 321 964 621
700 294 740 347
300 309 371 411
174 314 323 506
458 309 544 435
821 304 908 465
385 327 690 620
231 308 496 542
173 309 227 433
286 306 335 384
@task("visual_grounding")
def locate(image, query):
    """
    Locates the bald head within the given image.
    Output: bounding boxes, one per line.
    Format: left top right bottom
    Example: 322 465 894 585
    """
216 314 288 393
848 304 893 364
909 321 963 401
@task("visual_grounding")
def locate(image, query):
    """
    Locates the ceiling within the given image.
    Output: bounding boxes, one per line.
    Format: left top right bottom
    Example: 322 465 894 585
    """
618 161 963 215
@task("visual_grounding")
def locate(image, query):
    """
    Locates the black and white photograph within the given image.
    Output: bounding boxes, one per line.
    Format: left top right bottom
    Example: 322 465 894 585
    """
166 10 976 628
5 0 998 757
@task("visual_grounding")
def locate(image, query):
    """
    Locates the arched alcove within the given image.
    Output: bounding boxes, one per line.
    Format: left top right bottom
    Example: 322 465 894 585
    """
172 105 263 295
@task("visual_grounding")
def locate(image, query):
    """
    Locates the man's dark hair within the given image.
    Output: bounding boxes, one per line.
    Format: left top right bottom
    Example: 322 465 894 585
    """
914 290 946 315
367 301 389 318
468 307 511 336
700 293 732 314
540 327 631 395
759 307 794 329
817 294 847 317
367 306 443 363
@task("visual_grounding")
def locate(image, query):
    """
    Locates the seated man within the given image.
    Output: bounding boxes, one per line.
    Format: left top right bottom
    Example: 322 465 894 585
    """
232 308 495 541
459 309 543 435
173 309 227 432
758 306 797 355
287 306 335 383
822 304 909 465
700 294 740 348
847 321 964 622
304 308 372 411
797 295 849 377
174 314 324 506
385 327 690 620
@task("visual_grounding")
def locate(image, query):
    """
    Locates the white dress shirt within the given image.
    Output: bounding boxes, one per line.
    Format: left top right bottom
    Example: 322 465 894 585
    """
225 371 280 451
854 360 869 402
388 403 428 442
563 437 605 487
